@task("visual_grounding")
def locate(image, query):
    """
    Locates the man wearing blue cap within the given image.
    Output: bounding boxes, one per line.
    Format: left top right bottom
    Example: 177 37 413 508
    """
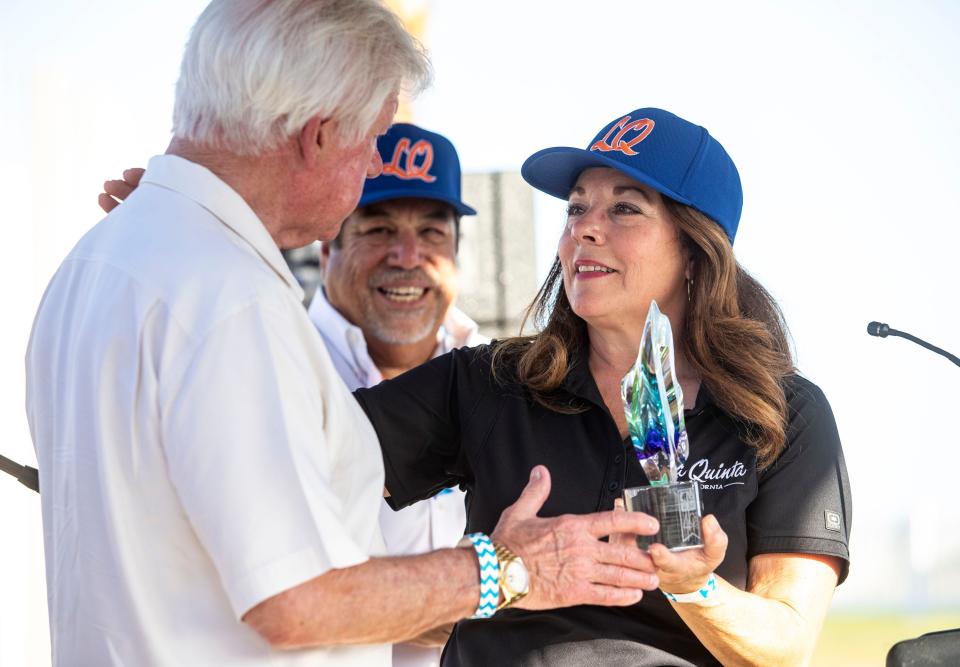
307 123 484 667
310 122 482 391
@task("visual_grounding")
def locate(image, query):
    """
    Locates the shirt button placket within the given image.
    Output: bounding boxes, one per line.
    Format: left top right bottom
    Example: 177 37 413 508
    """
607 450 625 500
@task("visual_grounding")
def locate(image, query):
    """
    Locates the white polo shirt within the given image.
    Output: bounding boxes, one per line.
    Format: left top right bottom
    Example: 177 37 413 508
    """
307 290 487 667
26 155 389 667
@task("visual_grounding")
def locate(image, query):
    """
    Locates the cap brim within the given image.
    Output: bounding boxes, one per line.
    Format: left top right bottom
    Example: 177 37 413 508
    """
521 146 694 208
358 189 476 217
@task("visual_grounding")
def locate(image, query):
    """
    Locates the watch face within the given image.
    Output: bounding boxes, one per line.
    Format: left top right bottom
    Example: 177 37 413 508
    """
504 560 529 594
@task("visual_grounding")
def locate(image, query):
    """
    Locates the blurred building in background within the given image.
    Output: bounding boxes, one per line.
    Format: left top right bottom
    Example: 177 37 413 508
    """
456 172 538 337
284 170 539 339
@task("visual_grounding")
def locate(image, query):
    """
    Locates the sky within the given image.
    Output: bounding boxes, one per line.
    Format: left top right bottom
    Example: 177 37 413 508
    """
2 1 959 663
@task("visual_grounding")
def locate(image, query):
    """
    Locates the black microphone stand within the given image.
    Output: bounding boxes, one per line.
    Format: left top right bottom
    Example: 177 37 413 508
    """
869 320 960 666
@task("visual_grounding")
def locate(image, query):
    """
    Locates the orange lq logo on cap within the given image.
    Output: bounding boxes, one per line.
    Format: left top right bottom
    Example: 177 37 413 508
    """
590 116 655 156
383 138 437 182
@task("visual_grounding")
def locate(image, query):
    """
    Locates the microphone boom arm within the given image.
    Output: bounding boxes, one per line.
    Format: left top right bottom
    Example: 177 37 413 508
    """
887 328 960 368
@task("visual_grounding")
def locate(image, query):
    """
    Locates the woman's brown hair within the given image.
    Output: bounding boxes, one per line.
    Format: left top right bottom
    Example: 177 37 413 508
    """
491 199 795 469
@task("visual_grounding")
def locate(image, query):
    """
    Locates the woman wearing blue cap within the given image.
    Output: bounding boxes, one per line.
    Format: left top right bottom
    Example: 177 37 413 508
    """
357 108 851 666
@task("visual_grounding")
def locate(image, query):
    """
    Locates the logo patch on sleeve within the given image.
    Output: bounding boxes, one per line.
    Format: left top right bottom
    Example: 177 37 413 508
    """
824 510 842 532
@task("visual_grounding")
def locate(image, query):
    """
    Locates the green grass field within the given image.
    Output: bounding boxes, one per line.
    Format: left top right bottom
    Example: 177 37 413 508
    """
811 611 960 666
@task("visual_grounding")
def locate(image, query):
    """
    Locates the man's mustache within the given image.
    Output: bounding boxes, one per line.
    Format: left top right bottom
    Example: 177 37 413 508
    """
369 268 437 290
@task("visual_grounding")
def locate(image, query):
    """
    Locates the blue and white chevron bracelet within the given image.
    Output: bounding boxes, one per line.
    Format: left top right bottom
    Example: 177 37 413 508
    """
663 572 718 604
461 532 500 618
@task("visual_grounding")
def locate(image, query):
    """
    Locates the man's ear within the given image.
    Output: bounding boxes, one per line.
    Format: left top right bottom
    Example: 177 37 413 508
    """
298 115 333 169
318 241 333 273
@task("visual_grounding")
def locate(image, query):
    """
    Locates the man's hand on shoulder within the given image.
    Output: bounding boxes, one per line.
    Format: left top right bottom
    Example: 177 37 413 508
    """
492 465 660 610
98 167 145 213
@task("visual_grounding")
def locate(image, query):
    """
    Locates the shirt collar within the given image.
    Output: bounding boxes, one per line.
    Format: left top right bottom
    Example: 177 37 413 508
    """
307 288 381 385
140 154 303 300
436 306 484 354
560 350 606 410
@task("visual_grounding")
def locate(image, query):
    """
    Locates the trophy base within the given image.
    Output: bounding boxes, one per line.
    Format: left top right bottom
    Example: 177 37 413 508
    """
623 480 703 551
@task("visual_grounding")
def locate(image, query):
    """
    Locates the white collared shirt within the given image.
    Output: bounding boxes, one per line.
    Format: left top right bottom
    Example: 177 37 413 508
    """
308 290 487 667
26 155 389 667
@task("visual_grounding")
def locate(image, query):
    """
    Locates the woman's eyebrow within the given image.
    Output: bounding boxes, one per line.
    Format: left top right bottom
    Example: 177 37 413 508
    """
612 185 651 201
567 185 652 201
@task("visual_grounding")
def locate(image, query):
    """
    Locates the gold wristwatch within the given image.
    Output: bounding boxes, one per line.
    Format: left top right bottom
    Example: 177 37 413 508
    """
493 543 529 610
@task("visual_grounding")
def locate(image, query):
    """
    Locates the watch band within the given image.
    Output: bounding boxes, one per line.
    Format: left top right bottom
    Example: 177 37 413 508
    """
459 532 500 618
662 572 718 604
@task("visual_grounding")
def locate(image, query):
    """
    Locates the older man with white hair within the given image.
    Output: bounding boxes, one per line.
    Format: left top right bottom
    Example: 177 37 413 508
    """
98 121 484 667
25 1 662 666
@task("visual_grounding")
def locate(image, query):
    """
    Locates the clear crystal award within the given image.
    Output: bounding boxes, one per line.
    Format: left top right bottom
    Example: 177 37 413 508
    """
620 301 703 551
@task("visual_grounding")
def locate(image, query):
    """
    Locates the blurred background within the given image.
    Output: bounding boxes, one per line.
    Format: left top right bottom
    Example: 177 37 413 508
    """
2 1 959 664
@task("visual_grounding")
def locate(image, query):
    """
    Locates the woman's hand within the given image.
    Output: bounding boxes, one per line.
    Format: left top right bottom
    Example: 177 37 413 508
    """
648 514 727 595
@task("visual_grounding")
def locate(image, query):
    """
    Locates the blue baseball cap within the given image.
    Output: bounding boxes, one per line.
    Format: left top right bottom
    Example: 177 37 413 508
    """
520 108 742 243
359 123 476 216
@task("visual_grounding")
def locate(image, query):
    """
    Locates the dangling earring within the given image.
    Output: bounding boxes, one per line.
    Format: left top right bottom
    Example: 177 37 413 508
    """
686 278 693 302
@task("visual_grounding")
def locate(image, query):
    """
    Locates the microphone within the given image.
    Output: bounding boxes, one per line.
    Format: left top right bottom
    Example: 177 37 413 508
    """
867 321 960 368
0 454 39 493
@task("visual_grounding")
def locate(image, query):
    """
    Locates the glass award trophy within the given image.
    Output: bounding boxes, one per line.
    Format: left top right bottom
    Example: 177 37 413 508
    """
621 300 703 551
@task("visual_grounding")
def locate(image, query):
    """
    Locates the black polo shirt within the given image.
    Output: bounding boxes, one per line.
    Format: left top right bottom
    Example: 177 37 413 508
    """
355 344 851 667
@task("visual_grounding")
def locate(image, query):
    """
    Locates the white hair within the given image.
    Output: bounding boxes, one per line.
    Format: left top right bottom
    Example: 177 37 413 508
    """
172 0 431 155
